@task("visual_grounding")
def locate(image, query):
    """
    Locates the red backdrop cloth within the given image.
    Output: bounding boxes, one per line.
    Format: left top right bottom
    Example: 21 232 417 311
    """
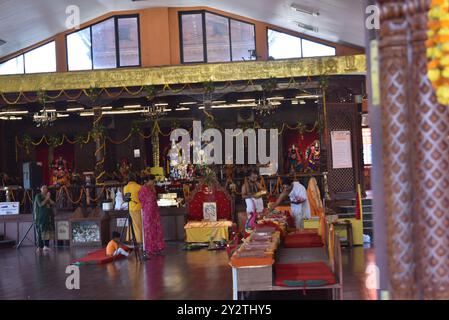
187 185 232 221
35 142 75 185
283 128 319 173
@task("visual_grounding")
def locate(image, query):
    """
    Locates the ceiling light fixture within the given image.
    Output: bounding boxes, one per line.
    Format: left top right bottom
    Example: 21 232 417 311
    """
175 107 190 111
211 103 257 109
237 99 255 103
123 104 142 109
252 99 280 116
296 22 319 33
103 109 143 115
80 112 95 117
143 104 167 120
0 116 22 120
295 94 322 99
291 4 319 17
67 107 84 112
33 108 57 127
0 110 29 115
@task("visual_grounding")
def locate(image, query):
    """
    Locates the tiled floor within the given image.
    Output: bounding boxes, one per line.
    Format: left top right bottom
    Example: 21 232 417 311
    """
0 243 375 300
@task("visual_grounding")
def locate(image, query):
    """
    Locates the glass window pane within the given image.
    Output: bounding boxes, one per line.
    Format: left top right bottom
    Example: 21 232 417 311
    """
92 18 117 69
67 28 92 71
0 55 24 75
24 41 56 73
118 17 139 67
267 29 302 60
302 39 336 57
205 13 230 62
181 13 204 63
230 20 255 61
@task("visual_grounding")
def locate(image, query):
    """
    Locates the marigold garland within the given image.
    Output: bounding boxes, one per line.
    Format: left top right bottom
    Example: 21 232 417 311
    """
427 0 449 104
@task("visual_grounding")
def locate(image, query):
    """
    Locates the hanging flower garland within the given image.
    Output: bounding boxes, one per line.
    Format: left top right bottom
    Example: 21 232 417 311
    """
427 0 449 104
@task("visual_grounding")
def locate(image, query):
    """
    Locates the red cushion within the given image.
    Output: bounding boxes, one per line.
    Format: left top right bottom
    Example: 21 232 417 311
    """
284 233 323 248
275 262 336 287
71 249 127 265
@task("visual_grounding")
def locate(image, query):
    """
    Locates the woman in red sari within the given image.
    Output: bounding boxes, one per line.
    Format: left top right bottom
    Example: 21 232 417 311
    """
139 175 165 257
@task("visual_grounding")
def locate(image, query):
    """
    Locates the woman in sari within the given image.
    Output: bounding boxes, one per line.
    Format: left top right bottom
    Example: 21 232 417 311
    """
34 185 55 253
138 175 165 257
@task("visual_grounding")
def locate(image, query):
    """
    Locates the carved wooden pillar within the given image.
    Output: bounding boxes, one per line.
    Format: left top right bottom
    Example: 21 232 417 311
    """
408 0 449 300
93 107 105 186
378 0 417 299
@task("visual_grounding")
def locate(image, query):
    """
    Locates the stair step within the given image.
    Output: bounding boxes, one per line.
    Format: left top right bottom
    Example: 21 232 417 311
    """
351 198 372 206
337 213 356 219
363 221 373 228
339 205 372 213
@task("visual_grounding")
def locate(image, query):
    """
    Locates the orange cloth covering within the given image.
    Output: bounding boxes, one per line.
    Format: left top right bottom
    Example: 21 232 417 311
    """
230 255 274 268
307 177 324 217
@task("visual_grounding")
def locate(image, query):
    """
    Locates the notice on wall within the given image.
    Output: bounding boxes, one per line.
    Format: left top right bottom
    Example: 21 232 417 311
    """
331 131 353 169
0 202 19 215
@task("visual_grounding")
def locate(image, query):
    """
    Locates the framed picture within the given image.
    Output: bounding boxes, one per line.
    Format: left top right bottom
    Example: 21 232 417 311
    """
203 202 217 221
57 221 70 241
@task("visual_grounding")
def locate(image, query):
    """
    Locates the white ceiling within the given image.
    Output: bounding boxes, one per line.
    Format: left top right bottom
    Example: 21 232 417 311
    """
0 0 365 59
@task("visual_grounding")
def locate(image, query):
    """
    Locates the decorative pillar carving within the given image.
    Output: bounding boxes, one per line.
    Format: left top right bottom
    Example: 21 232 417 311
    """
93 107 106 186
151 133 160 167
408 0 449 300
378 0 417 299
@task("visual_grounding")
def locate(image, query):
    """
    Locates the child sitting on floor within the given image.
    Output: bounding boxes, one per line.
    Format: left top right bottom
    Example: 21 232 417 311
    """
106 231 130 257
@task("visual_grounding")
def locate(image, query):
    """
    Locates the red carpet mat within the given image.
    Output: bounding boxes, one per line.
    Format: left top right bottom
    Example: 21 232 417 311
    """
284 232 323 248
71 249 127 265
275 262 336 287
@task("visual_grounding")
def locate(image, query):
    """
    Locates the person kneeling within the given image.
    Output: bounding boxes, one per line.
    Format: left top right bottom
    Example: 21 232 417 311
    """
106 231 130 257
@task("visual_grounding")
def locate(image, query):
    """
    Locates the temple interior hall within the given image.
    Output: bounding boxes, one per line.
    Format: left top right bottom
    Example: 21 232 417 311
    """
0 0 448 301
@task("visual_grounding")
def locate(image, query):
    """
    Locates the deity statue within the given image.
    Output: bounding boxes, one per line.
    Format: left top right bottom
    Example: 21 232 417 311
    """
51 156 71 186
306 140 321 172
118 158 131 182
287 144 303 173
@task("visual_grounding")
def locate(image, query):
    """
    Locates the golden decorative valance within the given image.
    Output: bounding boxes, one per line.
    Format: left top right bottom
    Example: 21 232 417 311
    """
0 55 365 94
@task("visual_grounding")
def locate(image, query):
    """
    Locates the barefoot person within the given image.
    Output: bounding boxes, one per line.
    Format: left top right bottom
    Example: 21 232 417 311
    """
34 185 55 253
106 231 130 257
241 170 265 231
138 175 165 256
269 177 310 230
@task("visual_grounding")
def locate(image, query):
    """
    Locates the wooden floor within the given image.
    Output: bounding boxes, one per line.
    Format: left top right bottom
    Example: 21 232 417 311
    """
0 243 375 300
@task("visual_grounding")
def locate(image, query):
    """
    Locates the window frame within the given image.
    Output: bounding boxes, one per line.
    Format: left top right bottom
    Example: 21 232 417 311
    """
179 10 256 64
65 14 141 71
266 27 336 60
0 40 57 75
